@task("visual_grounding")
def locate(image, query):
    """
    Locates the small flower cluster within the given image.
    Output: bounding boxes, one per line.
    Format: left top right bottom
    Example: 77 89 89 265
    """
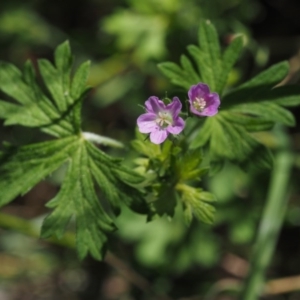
137 83 220 144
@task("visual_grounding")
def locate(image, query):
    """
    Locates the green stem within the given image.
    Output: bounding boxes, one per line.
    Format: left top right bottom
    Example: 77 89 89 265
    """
240 127 293 300
82 131 124 148
0 212 75 248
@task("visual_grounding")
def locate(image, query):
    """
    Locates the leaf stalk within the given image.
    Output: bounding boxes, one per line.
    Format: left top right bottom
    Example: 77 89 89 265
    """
82 131 124 148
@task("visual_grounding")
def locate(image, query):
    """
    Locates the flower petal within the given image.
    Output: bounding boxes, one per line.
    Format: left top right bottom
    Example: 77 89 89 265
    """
188 83 210 100
150 129 168 144
145 96 165 113
202 93 220 116
137 113 158 133
167 117 185 134
166 97 182 117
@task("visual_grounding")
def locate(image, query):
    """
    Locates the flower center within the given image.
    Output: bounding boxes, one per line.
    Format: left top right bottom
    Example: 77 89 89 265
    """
193 97 206 112
156 111 173 128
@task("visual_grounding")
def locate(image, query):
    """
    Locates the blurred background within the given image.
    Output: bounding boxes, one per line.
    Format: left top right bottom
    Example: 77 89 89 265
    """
1 0 300 299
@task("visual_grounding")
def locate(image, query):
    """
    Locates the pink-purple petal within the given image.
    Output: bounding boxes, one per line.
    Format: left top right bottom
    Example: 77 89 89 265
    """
166 97 182 117
202 106 218 116
145 96 165 113
203 93 220 116
167 117 185 134
137 113 157 133
206 93 220 106
150 130 168 144
188 83 210 100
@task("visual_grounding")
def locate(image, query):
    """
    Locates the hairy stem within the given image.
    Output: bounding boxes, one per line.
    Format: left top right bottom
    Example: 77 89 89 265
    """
82 131 124 148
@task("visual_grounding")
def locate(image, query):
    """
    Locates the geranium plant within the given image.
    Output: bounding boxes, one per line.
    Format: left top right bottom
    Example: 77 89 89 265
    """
0 19 300 300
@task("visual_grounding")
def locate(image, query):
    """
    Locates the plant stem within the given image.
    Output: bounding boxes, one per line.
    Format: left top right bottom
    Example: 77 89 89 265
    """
240 127 293 300
82 131 124 148
0 212 76 248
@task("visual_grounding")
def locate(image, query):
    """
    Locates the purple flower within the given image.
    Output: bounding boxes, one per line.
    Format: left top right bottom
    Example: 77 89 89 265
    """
137 96 185 144
188 83 220 117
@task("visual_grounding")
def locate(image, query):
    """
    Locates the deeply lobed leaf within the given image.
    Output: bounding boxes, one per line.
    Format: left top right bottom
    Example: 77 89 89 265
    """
159 20 243 95
0 41 148 260
0 136 79 208
0 41 90 138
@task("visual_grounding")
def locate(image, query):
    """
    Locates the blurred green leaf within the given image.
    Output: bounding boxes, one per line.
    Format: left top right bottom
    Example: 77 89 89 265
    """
103 10 168 62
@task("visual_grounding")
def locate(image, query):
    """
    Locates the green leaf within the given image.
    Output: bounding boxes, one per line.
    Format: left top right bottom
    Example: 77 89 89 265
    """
222 61 290 107
198 20 221 68
189 117 212 149
38 59 69 112
196 20 221 91
0 101 20 119
54 40 73 74
217 35 243 93
0 41 148 260
158 20 297 171
42 141 114 260
0 60 74 137
0 135 146 260
157 61 198 90
262 85 300 107
221 112 274 132
0 61 34 105
150 185 177 219
175 150 208 182
179 184 216 225
86 141 147 214
0 136 79 208
159 20 243 95
187 45 215 89
131 134 161 158
179 54 201 85
189 59 298 170
40 138 146 260
229 102 295 126
0 41 91 138
71 61 91 99
190 114 273 169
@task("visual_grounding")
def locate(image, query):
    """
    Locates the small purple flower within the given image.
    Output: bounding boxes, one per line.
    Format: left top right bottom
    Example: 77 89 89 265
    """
137 96 185 144
188 83 220 117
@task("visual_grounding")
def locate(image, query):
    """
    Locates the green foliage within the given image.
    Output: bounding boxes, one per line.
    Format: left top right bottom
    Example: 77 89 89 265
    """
0 137 78 208
159 20 244 94
190 61 300 168
0 41 146 260
0 41 88 137
159 20 300 169
102 5 169 62
132 132 216 224
116 205 220 271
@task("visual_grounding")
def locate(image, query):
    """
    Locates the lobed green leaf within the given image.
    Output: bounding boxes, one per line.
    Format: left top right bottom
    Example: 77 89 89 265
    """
160 20 243 95
0 41 92 138
0 136 78 208
180 185 216 225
